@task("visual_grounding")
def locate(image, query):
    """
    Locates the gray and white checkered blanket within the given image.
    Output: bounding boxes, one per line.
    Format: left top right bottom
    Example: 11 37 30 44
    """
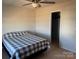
2 31 50 59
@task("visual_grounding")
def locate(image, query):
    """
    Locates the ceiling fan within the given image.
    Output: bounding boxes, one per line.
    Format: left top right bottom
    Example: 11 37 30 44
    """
22 0 55 8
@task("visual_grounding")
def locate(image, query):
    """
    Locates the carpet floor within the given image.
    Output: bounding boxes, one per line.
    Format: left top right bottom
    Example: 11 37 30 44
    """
2 44 76 59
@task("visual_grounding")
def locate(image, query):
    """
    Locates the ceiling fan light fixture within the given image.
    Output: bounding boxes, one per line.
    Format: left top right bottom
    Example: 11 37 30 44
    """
23 0 55 8
32 3 38 8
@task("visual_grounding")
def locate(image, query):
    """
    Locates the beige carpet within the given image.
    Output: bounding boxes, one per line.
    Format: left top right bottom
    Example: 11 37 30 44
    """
2 44 76 59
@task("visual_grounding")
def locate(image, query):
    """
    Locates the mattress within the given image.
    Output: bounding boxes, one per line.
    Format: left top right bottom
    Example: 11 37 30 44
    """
2 31 50 59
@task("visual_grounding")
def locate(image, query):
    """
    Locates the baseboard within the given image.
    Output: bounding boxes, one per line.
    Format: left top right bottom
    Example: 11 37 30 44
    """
61 46 76 53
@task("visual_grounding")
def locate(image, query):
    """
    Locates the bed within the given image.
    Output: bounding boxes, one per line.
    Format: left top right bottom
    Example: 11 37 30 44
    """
2 31 50 59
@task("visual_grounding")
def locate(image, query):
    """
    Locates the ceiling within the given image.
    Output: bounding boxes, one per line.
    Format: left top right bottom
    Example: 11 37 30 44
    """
2 0 74 8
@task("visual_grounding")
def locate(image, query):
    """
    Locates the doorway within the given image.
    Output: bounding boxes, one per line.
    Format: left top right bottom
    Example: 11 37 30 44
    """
51 12 60 47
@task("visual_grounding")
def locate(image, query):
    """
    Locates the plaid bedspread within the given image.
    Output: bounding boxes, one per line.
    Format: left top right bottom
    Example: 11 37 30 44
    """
2 31 50 59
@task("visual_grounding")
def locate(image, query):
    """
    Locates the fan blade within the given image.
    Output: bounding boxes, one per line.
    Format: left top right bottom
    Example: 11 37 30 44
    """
22 3 32 6
36 0 41 3
40 1 55 4
26 0 33 2
26 0 41 3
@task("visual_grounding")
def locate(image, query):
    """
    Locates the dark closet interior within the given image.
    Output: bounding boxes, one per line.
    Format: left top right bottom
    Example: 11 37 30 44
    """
51 12 60 47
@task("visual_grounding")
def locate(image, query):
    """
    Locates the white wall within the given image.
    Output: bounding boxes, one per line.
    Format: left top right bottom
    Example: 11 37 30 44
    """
2 5 36 34
36 0 76 52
